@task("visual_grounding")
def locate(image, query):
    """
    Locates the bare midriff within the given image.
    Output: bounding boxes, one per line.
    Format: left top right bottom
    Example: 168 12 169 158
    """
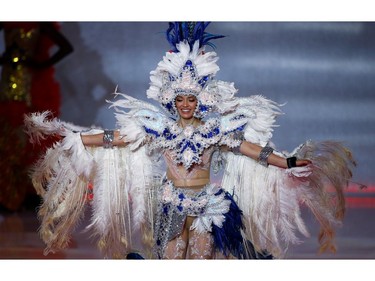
172 178 210 189
167 166 210 190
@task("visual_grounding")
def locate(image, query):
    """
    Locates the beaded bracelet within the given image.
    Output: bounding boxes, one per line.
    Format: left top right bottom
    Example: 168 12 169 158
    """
103 130 114 149
258 146 274 167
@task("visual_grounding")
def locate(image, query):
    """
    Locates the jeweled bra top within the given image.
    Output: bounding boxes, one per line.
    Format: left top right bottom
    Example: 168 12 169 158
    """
164 146 215 181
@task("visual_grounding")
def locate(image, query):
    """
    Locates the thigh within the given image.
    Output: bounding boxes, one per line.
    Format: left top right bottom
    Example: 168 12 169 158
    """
186 218 214 259
162 223 189 259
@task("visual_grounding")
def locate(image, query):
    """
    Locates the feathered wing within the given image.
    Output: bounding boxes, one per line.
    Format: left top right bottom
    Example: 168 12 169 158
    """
85 145 159 258
292 140 356 253
24 102 163 258
25 113 96 255
109 91 168 151
97 92 167 257
219 96 356 258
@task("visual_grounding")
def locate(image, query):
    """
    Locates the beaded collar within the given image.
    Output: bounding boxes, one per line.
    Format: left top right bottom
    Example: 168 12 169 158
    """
145 118 221 169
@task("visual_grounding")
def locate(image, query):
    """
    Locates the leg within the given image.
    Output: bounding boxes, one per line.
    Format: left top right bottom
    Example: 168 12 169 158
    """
186 217 214 259
162 224 188 259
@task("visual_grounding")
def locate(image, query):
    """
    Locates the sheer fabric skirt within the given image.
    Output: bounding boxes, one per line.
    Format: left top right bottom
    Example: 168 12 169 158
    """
153 180 246 259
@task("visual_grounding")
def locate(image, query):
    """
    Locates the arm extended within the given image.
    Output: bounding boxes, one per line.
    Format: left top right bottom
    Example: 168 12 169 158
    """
236 141 311 169
80 130 127 147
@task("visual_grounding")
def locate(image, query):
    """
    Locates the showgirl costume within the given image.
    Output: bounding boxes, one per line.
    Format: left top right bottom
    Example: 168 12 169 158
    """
24 23 355 259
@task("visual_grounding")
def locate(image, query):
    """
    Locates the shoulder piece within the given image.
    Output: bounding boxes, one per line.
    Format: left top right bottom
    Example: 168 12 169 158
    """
219 95 283 147
109 91 169 150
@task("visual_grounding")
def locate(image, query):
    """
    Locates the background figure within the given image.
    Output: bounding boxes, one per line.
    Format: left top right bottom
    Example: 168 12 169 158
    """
0 22 73 211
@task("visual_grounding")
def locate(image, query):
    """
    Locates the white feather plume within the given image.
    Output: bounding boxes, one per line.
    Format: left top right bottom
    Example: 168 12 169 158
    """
86 145 160 258
108 91 167 151
29 132 96 255
221 139 355 258
25 107 161 258
240 95 283 146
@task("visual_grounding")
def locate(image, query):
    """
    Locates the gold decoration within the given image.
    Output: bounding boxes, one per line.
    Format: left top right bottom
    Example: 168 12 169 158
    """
0 27 39 105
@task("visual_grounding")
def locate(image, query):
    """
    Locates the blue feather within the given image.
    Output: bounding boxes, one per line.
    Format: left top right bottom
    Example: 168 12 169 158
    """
126 252 144 259
166 22 225 52
211 191 274 259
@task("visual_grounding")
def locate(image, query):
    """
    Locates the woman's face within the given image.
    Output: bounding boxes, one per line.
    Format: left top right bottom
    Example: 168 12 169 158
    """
175 95 198 120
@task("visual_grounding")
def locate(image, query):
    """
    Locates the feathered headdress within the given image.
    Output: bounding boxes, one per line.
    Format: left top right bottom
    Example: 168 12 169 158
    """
165 22 225 52
147 22 237 118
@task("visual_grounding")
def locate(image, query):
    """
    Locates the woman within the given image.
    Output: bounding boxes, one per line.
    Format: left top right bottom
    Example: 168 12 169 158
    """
25 22 355 259
79 93 310 259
